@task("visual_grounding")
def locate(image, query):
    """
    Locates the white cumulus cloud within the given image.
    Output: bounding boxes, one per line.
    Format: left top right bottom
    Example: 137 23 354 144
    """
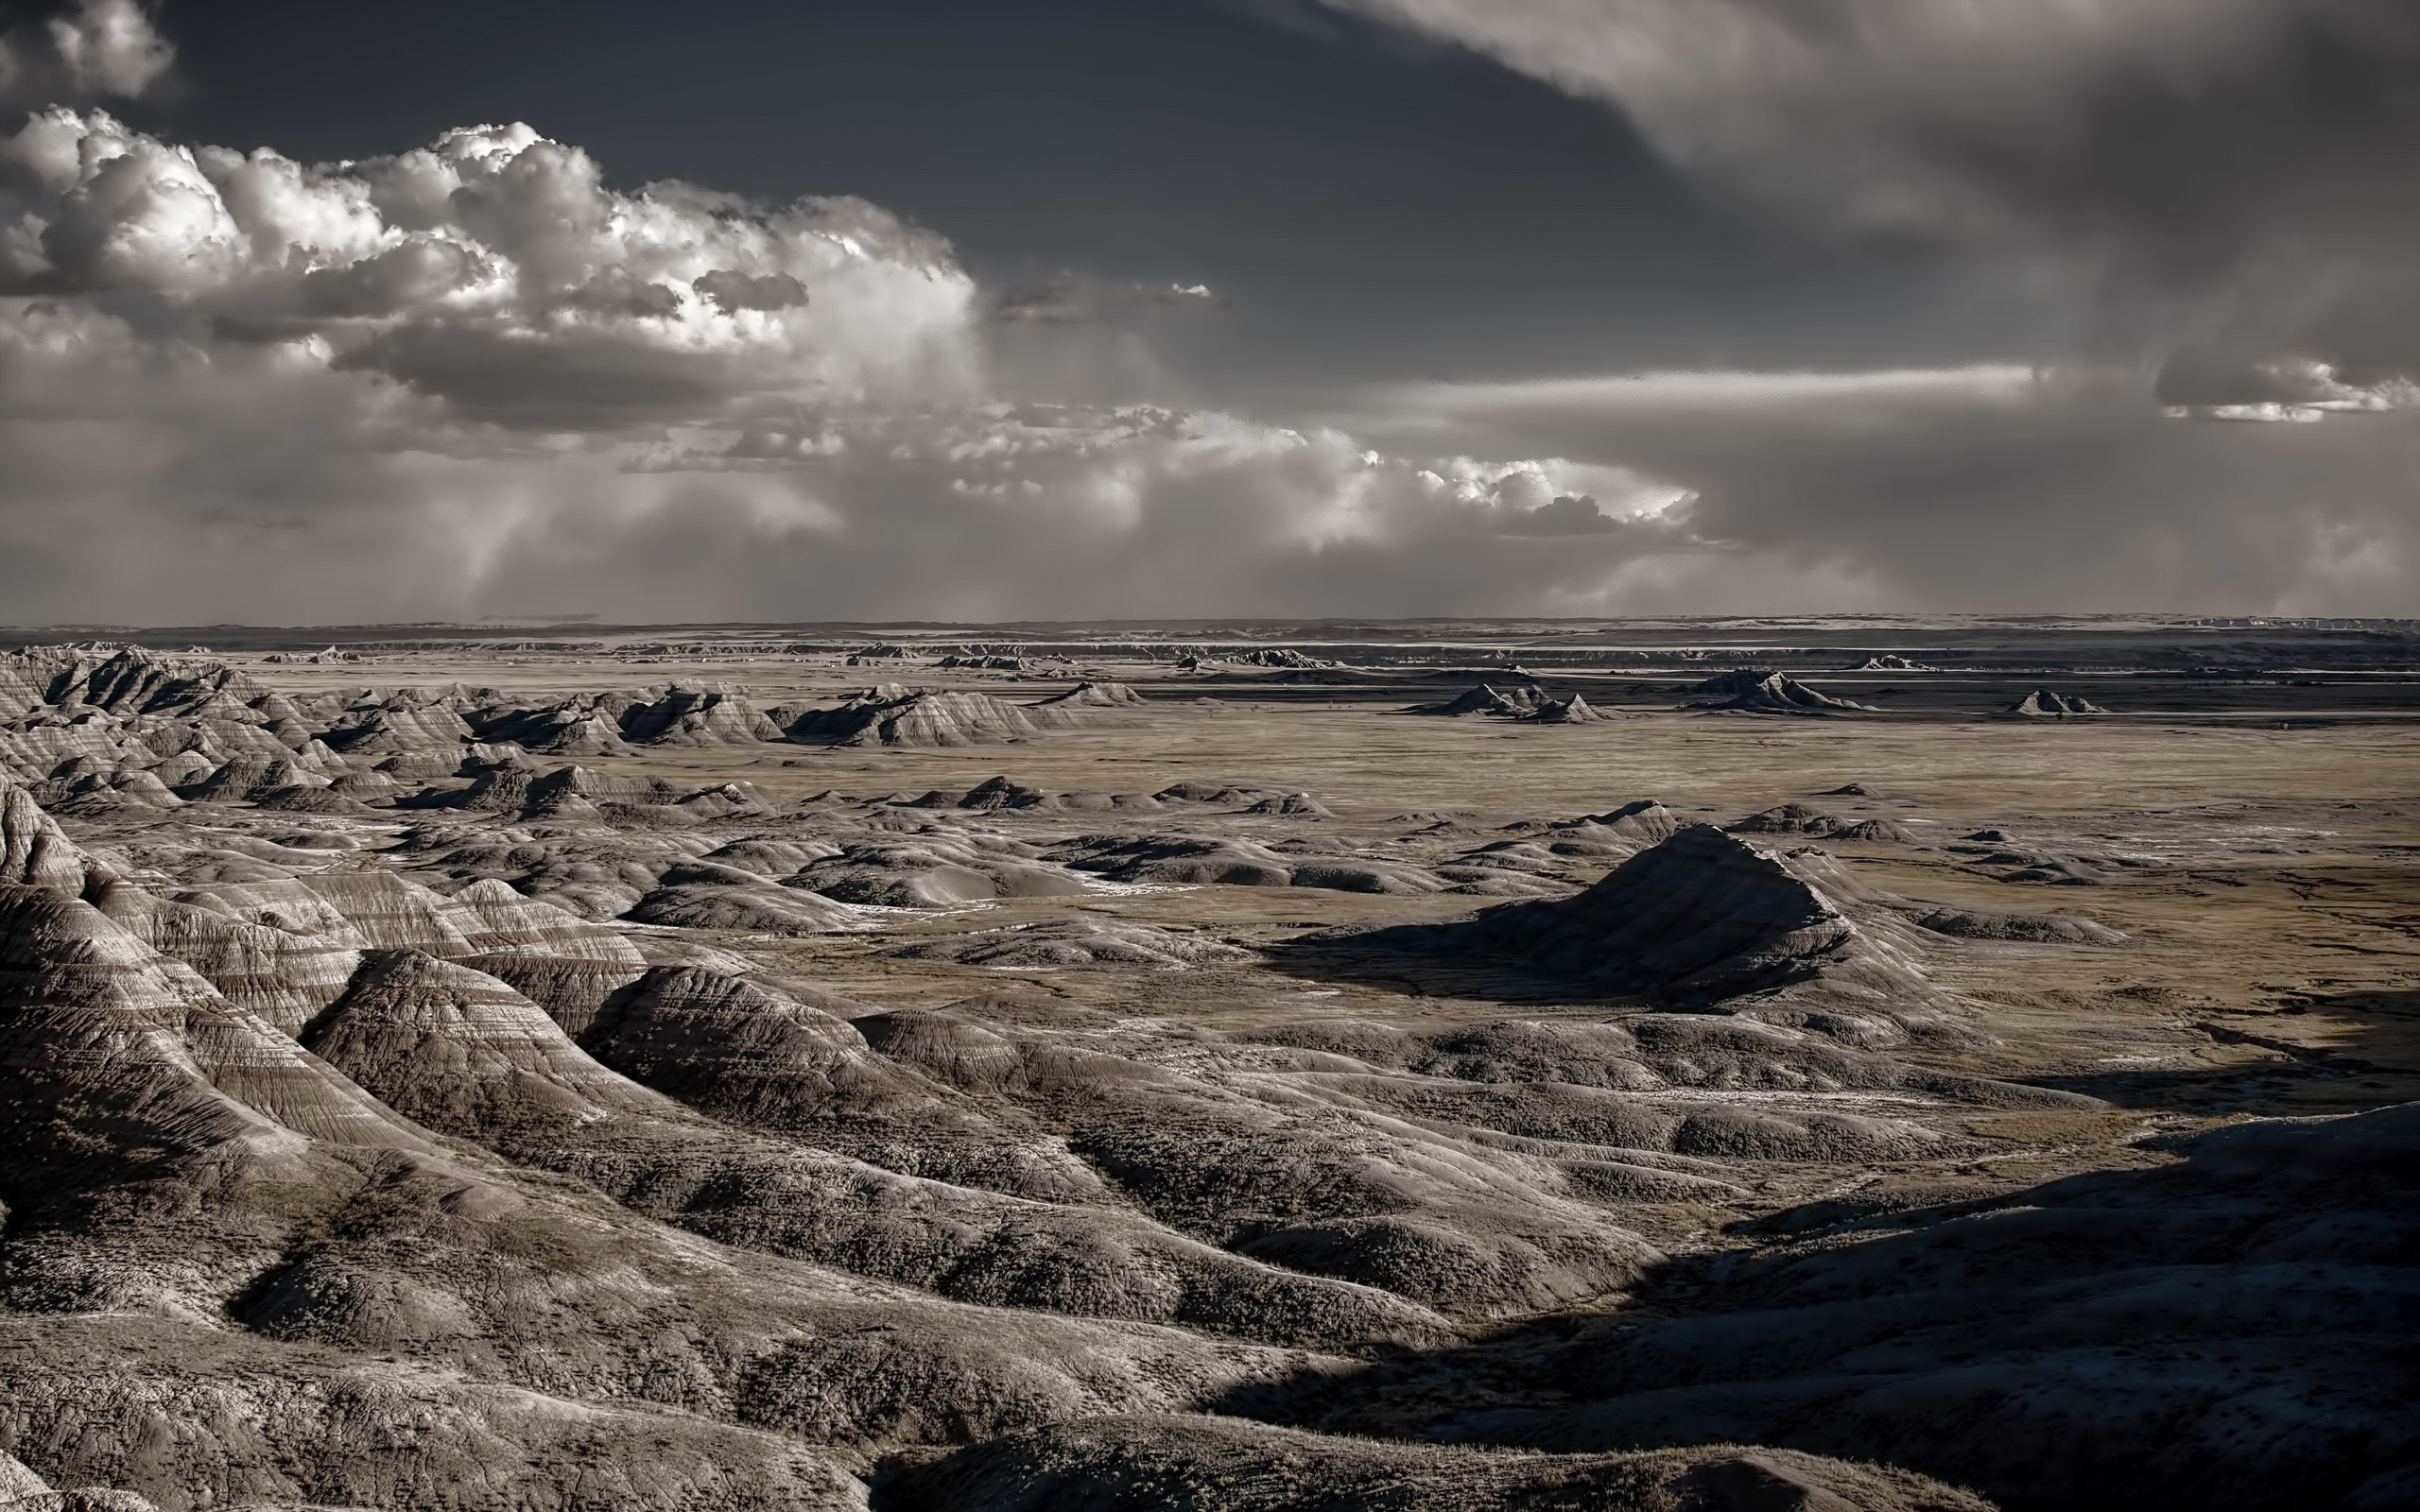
0 106 1742 623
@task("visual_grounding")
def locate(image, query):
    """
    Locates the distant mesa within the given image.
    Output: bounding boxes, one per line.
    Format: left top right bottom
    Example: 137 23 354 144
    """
613 684 783 747
786 688 1040 748
2009 688 2109 716
1417 682 1616 724
1028 680 1149 715
1410 682 1546 717
1255 667 1379 685
1169 645 1350 675
785 681 1146 748
1230 647 1338 668
1688 669 1877 714
478 683 779 753
0 646 1179 807
937 654 1028 670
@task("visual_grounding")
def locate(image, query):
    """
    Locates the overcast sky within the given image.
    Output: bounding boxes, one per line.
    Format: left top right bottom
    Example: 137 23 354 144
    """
0 0 2414 623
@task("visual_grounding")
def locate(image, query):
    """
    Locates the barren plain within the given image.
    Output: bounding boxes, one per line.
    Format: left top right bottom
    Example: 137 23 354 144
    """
0 616 2412 1512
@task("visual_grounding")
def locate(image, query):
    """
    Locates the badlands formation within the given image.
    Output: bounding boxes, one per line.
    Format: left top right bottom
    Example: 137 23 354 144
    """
0 616 2413 1512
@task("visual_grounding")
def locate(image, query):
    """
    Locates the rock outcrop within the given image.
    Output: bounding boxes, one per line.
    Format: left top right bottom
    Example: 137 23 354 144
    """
1730 803 1841 835
1411 683 1545 717
1690 671 1876 714
2009 689 2109 716
790 689 1044 747
1473 827 1917 1001
0 779 95 891
1522 694 1612 723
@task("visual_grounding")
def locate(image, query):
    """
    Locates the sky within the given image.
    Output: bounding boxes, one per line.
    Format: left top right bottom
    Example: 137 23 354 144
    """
0 0 2414 623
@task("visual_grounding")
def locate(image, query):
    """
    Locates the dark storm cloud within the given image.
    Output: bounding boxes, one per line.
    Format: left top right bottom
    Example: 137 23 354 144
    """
1322 0 2420 398
1290 0 2420 610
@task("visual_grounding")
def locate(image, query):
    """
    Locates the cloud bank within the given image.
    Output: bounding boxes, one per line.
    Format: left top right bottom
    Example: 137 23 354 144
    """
0 3 2411 622
1320 0 2420 400
1367 367 2418 616
0 103 1728 622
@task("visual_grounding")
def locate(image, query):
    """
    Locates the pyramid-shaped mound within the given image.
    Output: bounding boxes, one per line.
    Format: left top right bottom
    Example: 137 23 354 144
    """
1522 693 1611 724
576 964 943 1126
2010 688 2108 716
0 883 438 1163
1689 670 1876 714
1464 826 1937 1019
1410 683 1544 717
1573 799 1690 845
1 776 96 891
1729 802 1841 835
614 683 783 747
1029 680 1148 710
788 688 1046 747
301 950 677 1133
